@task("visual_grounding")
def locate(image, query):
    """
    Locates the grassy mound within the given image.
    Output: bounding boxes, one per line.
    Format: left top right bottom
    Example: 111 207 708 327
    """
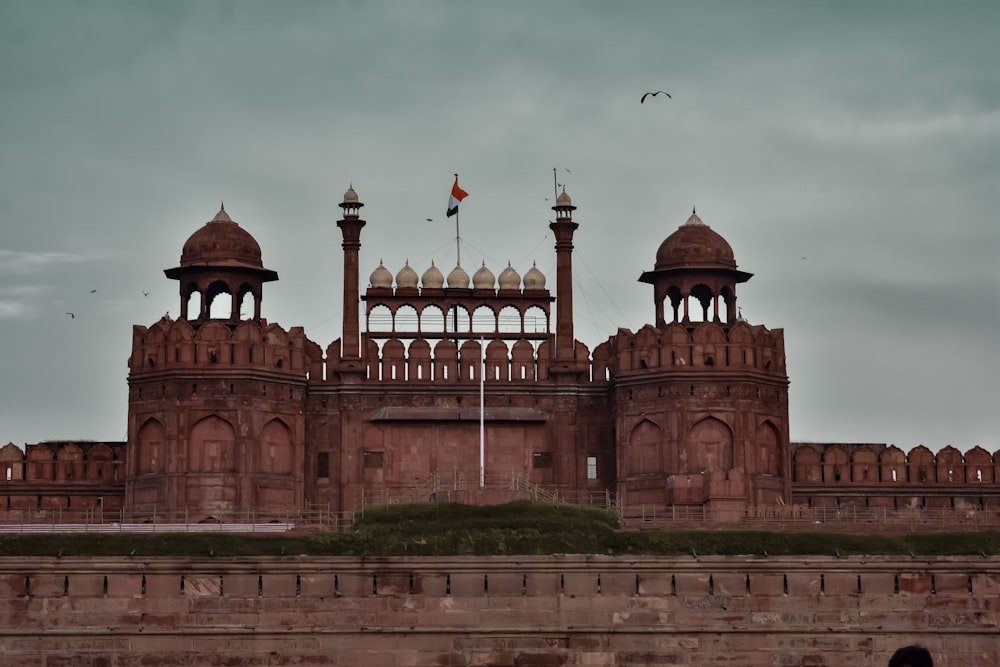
0 501 997 558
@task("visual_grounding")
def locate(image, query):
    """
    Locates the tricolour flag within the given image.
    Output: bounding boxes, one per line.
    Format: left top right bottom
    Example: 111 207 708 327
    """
446 176 469 217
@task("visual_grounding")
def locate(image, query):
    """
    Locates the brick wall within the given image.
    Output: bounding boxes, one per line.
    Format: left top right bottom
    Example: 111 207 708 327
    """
0 555 996 666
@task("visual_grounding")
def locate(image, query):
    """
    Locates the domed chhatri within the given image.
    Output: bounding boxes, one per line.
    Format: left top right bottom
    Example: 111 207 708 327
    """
342 184 360 204
523 261 546 290
639 209 752 328
178 205 265 270
395 261 419 289
164 204 277 322
369 260 392 289
556 189 573 207
447 264 471 289
421 260 444 289
472 261 496 290
498 261 521 291
654 210 737 272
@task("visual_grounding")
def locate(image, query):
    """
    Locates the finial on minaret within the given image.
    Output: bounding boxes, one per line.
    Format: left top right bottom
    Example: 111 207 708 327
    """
693 206 696 215
221 201 225 211
340 183 363 216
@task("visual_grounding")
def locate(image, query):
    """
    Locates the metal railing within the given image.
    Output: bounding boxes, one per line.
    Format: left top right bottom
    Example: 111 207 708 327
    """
0 505 353 533
620 504 1000 531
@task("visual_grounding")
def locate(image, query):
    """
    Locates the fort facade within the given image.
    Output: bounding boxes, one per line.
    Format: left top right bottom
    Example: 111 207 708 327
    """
0 187 997 523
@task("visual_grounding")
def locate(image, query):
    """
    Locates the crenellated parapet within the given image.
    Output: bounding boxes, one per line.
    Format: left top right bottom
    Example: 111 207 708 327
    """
319 336 606 384
792 442 999 486
0 441 125 483
129 316 322 380
606 321 786 377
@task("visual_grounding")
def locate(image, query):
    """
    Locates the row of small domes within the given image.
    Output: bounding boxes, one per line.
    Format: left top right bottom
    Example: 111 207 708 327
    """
370 261 546 290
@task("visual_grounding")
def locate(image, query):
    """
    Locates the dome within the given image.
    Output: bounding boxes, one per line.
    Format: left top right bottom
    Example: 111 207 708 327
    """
342 184 359 203
523 262 546 290
556 190 573 207
178 206 264 269
369 260 392 288
447 264 470 289
421 260 444 289
472 261 495 289
498 261 521 290
395 260 419 288
653 212 737 272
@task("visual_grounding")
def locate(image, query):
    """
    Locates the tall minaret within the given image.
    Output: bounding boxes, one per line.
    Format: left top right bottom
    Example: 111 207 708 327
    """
337 185 366 359
549 188 578 362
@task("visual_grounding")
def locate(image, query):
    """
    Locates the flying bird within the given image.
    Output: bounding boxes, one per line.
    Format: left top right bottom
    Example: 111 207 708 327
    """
65 312 75 319
425 218 433 222
141 290 150 297
640 90 671 103
89 289 97 293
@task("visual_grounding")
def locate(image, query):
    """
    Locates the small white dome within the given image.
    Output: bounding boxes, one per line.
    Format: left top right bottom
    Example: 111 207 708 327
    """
421 260 444 289
498 261 521 290
342 184 359 203
472 261 495 289
523 261 546 290
369 260 392 288
447 264 470 289
396 260 418 288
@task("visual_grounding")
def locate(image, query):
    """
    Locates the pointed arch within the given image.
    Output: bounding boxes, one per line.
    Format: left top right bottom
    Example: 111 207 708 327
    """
793 446 821 482
822 446 849 483
258 419 293 475
754 421 780 476
936 445 964 484
407 338 432 382
420 304 445 332
907 445 935 484
628 419 662 476
662 322 690 367
633 325 660 369
55 443 84 482
851 446 878 483
85 443 114 481
685 417 733 473
691 322 726 367
433 339 458 382
511 339 536 381
189 415 236 473
26 444 54 481
137 418 166 475
965 446 993 483
879 445 906 483
0 443 24 482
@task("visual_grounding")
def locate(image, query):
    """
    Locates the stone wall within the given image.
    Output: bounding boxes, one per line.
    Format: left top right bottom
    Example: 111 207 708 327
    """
0 554 996 666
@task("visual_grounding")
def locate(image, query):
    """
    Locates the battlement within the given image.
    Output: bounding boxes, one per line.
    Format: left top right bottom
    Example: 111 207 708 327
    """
607 320 786 377
792 442 999 485
327 335 603 385
128 316 323 379
0 441 125 484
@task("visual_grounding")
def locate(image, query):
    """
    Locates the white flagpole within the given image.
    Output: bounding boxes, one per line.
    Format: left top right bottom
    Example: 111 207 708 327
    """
480 337 485 488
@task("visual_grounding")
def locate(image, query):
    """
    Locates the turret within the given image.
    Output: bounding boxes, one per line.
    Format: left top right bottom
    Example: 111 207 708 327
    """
164 205 278 322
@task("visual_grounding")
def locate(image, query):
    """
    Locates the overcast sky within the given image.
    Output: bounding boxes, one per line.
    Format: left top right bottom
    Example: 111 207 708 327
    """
1 1 997 452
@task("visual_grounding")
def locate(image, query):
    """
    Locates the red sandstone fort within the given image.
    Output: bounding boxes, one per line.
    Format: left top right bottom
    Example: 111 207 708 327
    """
1 188 998 667
0 187 997 525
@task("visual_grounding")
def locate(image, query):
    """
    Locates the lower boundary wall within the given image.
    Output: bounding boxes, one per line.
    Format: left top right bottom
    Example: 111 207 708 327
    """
0 555 996 666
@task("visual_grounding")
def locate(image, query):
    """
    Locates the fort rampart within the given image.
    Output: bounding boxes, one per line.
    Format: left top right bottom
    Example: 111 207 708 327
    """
0 555 996 666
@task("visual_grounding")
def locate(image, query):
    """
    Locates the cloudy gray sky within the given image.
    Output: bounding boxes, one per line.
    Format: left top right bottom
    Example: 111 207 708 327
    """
1 1 997 452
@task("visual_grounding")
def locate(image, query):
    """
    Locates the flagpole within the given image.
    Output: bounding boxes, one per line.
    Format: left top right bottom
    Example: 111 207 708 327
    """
454 173 461 267
480 337 485 488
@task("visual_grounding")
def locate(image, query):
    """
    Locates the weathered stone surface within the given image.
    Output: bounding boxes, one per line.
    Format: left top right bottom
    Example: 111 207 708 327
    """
0 554 996 666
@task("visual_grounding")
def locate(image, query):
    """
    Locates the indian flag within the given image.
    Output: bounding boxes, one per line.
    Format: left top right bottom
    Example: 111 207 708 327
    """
446 176 469 217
